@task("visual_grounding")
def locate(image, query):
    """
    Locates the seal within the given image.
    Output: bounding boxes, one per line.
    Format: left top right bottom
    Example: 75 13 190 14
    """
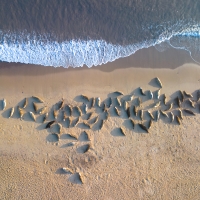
83 103 88 114
82 144 90 153
18 106 26 120
160 110 169 118
133 105 137 116
85 112 92 120
130 119 135 128
148 90 153 99
53 109 59 119
126 107 131 118
176 116 181 125
91 116 99 124
68 133 78 140
178 109 183 120
74 106 82 116
101 102 106 112
179 90 184 102
116 97 122 107
57 123 62 134
165 103 173 111
183 109 195 115
148 119 153 129
155 89 161 100
170 112 174 122
62 167 73 174
32 96 44 103
2 98 6 110
183 91 193 98
33 102 38 113
138 123 149 133
81 94 89 102
153 101 160 108
72 117 80 127
83 121 91 129
147 110 154 120
90 97 95 108
155 77 162 88
42 112 48 123
119 127 126 136
57 98 64 110
66 105 72 116
114 91 124 96
96 97 101 107
155 110 160 121
163 94 167 105
9 107 14 118
139 87 146 96
78 173 84 184
123 101 128 110
99 119 104 130
187 99 195 108
104 110 109 120
140 110 144 120
137 97 142 107
106 97 112 108
22 98 28 108
114 106 120 116
29 111 36 121
45 120 55 129
39 106 48 115
196 90 200 102
174 97 181 108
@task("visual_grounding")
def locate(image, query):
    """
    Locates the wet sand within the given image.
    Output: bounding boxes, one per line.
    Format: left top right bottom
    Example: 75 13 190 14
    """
1 47 200 200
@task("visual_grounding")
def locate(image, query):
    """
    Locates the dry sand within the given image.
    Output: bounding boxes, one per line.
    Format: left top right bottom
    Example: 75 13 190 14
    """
1 48 200 199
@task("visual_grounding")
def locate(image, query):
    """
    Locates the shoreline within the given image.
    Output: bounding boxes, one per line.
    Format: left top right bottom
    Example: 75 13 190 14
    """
1 48 200 199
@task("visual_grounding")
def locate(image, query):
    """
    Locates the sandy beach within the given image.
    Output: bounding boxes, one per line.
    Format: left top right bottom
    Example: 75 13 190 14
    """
1 47 200 200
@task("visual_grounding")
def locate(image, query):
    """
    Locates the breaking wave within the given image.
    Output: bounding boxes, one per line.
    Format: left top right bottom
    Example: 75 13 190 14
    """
0 24 200 68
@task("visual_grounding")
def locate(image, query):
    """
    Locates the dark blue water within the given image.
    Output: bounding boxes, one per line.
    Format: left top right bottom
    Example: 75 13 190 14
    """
0 0 199 68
